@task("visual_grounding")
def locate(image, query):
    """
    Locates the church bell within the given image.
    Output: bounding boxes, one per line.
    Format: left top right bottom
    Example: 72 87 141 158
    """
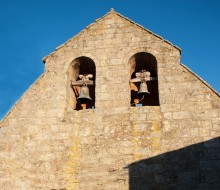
77 85 92 103
137 82 150 97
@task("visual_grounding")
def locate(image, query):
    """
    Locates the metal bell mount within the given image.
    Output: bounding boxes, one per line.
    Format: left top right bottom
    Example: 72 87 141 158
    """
130 70 157 99
72 74 94 103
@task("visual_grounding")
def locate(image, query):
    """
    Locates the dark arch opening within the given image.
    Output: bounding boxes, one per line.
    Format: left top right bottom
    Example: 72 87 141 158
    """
68 56 96 110
129 52 159 106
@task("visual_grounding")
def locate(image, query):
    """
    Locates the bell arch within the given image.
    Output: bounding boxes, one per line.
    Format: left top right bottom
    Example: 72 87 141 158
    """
67 56 96 110
129 52 159 106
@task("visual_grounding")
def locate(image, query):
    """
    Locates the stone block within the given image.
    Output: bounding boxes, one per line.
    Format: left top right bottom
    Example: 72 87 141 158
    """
199 128 210 137
190 128 199 137
109 58 122 65
172 111 190 120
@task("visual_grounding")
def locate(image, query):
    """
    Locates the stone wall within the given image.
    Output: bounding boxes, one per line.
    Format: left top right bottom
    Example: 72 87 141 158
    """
0 10 219 190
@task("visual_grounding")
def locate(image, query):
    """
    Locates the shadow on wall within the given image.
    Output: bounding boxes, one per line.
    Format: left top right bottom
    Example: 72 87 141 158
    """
127 137 220 190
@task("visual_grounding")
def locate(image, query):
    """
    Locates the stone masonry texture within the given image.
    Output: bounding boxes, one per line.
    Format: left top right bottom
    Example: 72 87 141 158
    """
0 10 220 190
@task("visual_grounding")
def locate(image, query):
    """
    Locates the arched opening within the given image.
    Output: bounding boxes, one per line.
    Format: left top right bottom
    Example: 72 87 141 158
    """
129 52 159 106
67 56 96 110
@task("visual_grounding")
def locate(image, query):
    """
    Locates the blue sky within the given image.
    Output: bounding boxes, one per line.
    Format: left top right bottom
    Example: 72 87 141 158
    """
0 0 219 120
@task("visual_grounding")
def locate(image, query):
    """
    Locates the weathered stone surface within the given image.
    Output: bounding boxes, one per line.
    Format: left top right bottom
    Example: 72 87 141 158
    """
0 10 220 190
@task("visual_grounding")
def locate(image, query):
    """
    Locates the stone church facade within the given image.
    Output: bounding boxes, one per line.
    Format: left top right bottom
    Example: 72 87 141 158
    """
0 9 220 190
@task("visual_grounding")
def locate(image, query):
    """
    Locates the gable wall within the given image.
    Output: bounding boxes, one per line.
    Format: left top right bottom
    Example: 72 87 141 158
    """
0 12 219 190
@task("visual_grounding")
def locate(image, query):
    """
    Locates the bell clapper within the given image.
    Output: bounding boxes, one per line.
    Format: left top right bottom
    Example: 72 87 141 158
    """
139 95 144 102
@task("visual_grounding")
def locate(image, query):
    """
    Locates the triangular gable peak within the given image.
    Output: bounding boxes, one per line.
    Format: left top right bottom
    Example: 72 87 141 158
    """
112 9 181 52
41 9 219 97
43 9 181 62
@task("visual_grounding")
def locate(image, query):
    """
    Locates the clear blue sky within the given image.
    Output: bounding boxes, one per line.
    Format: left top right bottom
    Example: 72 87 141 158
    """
0 0 219 120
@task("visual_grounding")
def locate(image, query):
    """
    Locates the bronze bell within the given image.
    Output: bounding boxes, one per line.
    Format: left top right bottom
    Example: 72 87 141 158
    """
77 86 92 103
137 82 150 97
